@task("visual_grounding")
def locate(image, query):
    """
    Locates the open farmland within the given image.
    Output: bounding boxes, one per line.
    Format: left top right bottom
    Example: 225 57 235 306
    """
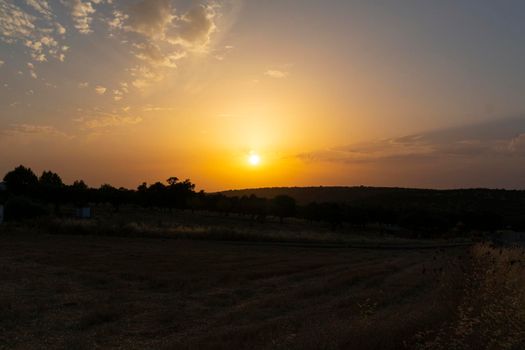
1 231 524 349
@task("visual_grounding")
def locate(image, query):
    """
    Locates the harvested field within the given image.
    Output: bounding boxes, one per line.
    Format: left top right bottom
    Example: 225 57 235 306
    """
0 232 523 349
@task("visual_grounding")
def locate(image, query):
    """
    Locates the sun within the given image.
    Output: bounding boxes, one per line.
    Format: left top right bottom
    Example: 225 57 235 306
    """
248 152 261 166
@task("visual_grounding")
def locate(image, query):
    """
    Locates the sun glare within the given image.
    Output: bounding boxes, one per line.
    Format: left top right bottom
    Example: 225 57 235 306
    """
248 152 261 166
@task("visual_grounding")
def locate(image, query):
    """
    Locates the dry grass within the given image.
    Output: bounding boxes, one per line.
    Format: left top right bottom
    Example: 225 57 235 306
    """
414 243 525 350
7 206 472 247
0 228 521 349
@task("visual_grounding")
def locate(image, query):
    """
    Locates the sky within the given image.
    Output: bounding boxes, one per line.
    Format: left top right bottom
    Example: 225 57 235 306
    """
1 0 525 191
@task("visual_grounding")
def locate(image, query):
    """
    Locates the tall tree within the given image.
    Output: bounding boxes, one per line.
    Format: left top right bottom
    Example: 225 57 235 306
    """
3 165 38 195
271 195 296 223
39 171 64 188
69 180 89 206
39 170 65 214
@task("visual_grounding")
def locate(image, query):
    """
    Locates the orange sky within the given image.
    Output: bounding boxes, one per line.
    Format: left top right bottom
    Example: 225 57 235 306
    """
1 1 525 190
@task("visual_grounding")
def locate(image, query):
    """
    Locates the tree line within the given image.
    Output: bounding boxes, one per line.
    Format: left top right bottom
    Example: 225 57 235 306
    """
0 165 297 224
1 165 521 233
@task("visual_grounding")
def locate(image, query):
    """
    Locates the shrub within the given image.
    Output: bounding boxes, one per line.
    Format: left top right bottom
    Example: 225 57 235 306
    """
4 196 49 221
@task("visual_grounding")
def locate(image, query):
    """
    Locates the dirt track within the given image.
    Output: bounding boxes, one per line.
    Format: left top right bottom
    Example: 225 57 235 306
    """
216 239 473 250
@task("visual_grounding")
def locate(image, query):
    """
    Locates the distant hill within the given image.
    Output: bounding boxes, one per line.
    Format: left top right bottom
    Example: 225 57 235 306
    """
220 187 525 224
221 186 520 204
220 186 418 205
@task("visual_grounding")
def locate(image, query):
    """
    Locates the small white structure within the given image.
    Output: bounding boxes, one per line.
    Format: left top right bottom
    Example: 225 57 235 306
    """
76 207 92 219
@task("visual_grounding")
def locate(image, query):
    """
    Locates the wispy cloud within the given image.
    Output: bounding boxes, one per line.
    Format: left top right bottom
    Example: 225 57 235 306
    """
125 0 174 39
55 22 66 35
25 0 53 19
27 62 38 79
168 4 218 50
142 105 176 112
0 0 68 63
508 133 525 153
297 118 525 165
76 114 143 129
112 89 123 101
265 69 289 79
94 85 106 95
110 1 223 89
131 41 185 68
1 0 236 98
1 123 71 139
0 2 36 43
68 0 96 34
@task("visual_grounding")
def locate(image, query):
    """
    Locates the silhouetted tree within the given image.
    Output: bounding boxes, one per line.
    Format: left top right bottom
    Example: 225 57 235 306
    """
4 196 48 221
137 182 149 207
239 195 268 222
271 195 296 223
39 171 63 188
167 177 179 186
39 170 65 214
98 184 123 212
188 190 206 213
3 164 522 234
166 177 195 210
320 202 343 230
217 196 233 215
302 202 321 222
149 182 168 209
68 180 89 206
3 165 38 195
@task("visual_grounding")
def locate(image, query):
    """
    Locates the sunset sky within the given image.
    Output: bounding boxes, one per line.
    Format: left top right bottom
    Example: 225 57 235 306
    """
1 0 525 191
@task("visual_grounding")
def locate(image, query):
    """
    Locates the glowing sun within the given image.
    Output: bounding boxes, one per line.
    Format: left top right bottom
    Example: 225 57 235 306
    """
248 152 261 166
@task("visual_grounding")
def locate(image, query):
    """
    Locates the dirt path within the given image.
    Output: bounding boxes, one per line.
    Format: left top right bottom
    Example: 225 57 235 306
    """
215 239 473 250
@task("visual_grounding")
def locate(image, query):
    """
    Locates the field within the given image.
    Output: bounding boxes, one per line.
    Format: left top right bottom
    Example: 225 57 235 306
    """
1 221 525 349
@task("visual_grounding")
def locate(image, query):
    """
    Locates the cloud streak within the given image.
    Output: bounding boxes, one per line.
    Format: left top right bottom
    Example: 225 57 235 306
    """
77 115 143 129
25 0 53 19
1 123 71 139
298 117 525 165
94 85 106 95
265 69 289 79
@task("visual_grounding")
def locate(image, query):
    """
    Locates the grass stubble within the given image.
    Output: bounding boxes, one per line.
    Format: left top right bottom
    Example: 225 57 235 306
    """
0 214 523 349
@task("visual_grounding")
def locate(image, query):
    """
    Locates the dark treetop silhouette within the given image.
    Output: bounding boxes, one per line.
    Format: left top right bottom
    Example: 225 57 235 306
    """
2 165 525 234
